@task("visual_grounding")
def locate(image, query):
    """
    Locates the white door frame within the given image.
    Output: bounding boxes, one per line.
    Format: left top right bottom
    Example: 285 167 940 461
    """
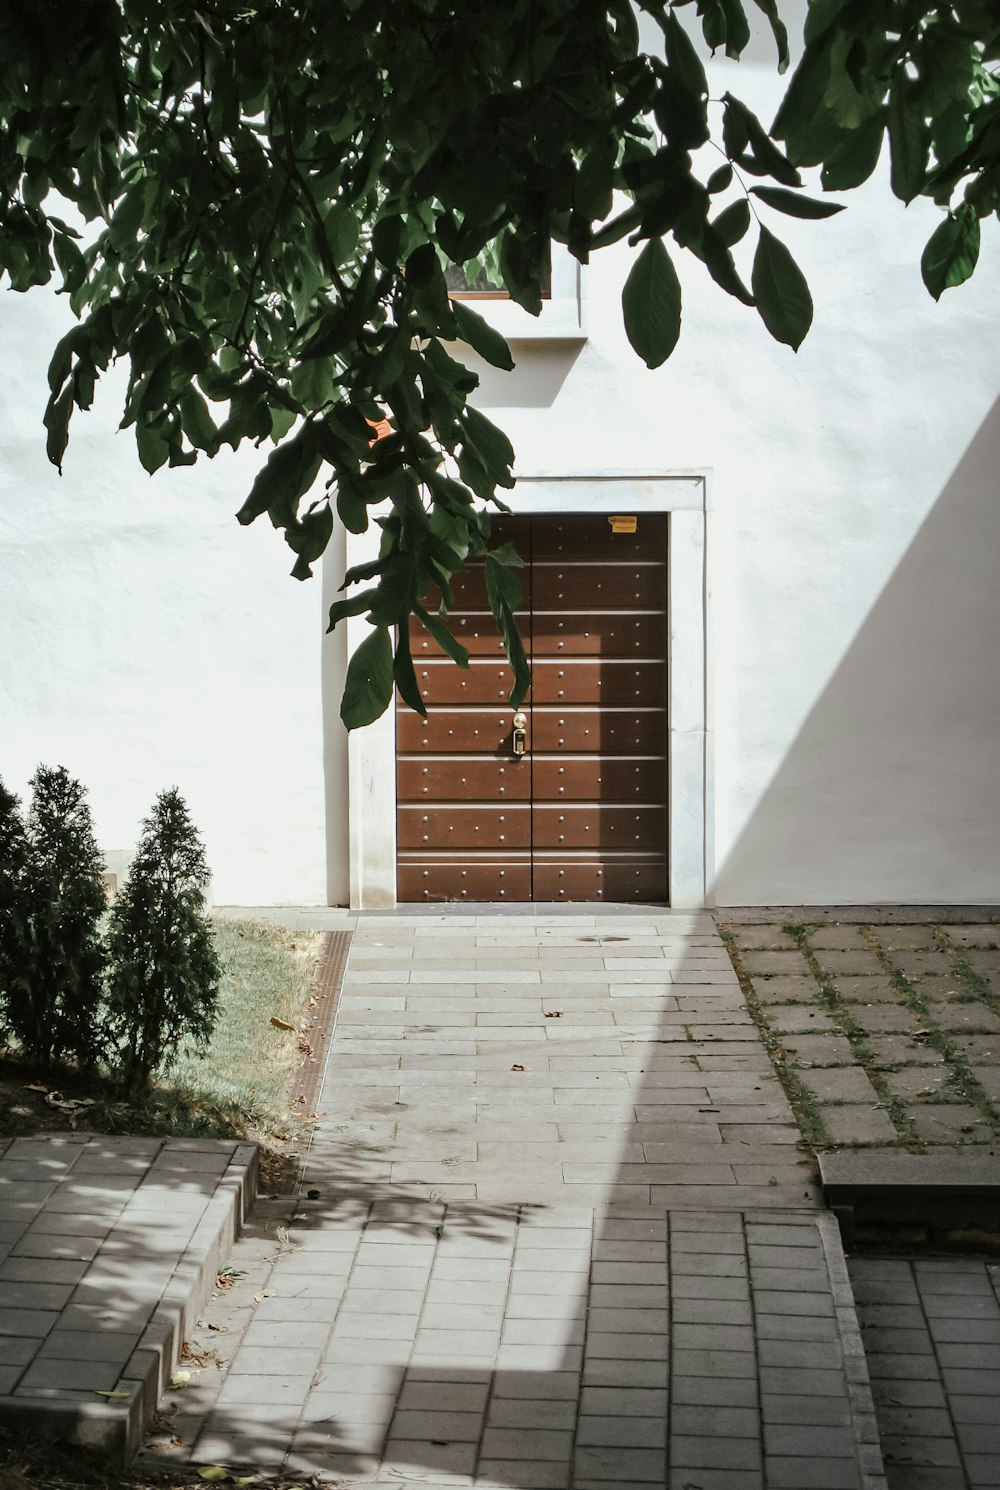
343 471 714 909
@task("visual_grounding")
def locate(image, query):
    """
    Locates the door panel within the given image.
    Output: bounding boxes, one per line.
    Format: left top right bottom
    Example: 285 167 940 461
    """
397 805 530 850
397 861 532 902
532 805 667 850
415 660 518 706
531 757 666 802
397 709 514 752
396 512 668 902
398 757 530 800
530 660 667 706
530 708 665 753
531 861 667 901
532 612 665 657
532 564 663 610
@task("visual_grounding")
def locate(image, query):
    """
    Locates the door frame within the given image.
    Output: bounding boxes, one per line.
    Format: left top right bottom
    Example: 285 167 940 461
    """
343 471 714 909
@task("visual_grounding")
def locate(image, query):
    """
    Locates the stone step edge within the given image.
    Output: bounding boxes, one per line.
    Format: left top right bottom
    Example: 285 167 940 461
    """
815 1210 888 1490
0 1140 259 1466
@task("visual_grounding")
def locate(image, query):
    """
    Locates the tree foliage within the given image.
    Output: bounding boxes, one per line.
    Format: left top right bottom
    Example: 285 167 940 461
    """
0 778 31 1037
1 0 997 721
104 787 221 1097
8 766 108 1070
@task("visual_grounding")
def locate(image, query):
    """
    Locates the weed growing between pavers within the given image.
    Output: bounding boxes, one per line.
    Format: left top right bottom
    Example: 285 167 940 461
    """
719 929 831 1151
862 925 1000 1145
721 915 1000 1158
786 923 921 1149
934 927 1000 1016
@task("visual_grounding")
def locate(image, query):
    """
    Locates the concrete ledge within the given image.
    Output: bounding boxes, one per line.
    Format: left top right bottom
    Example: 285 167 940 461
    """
0 1136 258 1466
819 1148 1000 1251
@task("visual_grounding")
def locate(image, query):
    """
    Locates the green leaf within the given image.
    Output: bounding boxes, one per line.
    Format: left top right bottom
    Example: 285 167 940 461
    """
706 164 734 195
340 626 394 730
713 200 751 247
327 586 380 632
413 603 471 668
235 431 322 528
393 629 427 716
664 13 708 99
52 231 86 293
463 406 515 479
487 540 525 569
719 0 751 60
771 41 833 160
749 186 845 219
921 205 981 300
287 502 334 580
44 384 73 472
135 420 170 475
751 226 813 350
724 94 802 186
750 0 790 72
197 1471 230 1483
820 112 885 190
451 300 515 371
888 76 930 204
621 237 682 369
485 555 531 709
575 138 617 221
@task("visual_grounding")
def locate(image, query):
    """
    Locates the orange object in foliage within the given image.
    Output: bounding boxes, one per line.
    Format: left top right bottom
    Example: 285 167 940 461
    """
366 416 393 445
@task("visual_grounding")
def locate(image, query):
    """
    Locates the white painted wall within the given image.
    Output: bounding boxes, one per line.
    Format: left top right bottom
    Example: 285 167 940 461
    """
1 13 997 907
470 26 1000 907
0 290 328 905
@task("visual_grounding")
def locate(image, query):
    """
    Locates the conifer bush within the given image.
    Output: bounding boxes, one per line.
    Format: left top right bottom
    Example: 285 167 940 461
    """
104 788 221 1097
13 765 108 1069
0 778 30 1036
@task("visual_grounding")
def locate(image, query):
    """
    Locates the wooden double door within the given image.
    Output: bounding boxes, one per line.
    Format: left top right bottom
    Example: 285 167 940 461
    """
396 513 668 902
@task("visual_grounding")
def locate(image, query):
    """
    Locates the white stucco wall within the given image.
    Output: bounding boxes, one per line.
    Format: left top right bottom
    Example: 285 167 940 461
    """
1 11 997 906
0 290 329 905
470 27 1000 907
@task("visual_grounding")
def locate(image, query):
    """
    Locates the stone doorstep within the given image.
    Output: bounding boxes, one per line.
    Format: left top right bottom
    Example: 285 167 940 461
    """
0 1139 258 1466
818 1148 1000 1242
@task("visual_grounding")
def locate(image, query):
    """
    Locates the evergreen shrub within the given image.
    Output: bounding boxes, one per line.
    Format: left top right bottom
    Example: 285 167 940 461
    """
105 787 221 1096
14 765 107 1069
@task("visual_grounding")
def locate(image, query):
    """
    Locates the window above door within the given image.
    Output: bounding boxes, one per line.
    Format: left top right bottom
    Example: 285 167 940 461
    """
448 243 587 343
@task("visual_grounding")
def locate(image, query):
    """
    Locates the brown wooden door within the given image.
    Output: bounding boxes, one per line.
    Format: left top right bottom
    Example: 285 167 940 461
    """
396 513 668 902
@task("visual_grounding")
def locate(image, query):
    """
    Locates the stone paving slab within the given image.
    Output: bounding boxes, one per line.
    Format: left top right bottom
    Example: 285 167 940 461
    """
0 1135 257 1463
142 1203 883 1490
135 913 882 1488
849 1255 1000 1490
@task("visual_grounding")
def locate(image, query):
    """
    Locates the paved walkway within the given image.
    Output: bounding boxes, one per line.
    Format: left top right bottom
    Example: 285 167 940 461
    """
142 912 884 1489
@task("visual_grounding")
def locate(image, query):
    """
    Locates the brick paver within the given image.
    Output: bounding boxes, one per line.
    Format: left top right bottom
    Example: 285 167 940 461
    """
140 913 882 1488
850 1255 1000 1490
0 1136 257 1459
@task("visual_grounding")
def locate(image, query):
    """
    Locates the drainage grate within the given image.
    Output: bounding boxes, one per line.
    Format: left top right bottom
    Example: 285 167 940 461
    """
288 929 352 1121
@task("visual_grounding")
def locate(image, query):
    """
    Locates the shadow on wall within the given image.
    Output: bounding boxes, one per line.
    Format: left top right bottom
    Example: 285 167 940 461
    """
716 397 1000 905
468 340 585 409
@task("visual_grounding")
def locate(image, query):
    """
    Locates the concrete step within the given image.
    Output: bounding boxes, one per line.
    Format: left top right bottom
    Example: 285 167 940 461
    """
819 1148 1000 1252
0 1135 257 1464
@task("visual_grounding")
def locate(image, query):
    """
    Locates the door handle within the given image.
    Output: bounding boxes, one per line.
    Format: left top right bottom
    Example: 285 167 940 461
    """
512 711 528 758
